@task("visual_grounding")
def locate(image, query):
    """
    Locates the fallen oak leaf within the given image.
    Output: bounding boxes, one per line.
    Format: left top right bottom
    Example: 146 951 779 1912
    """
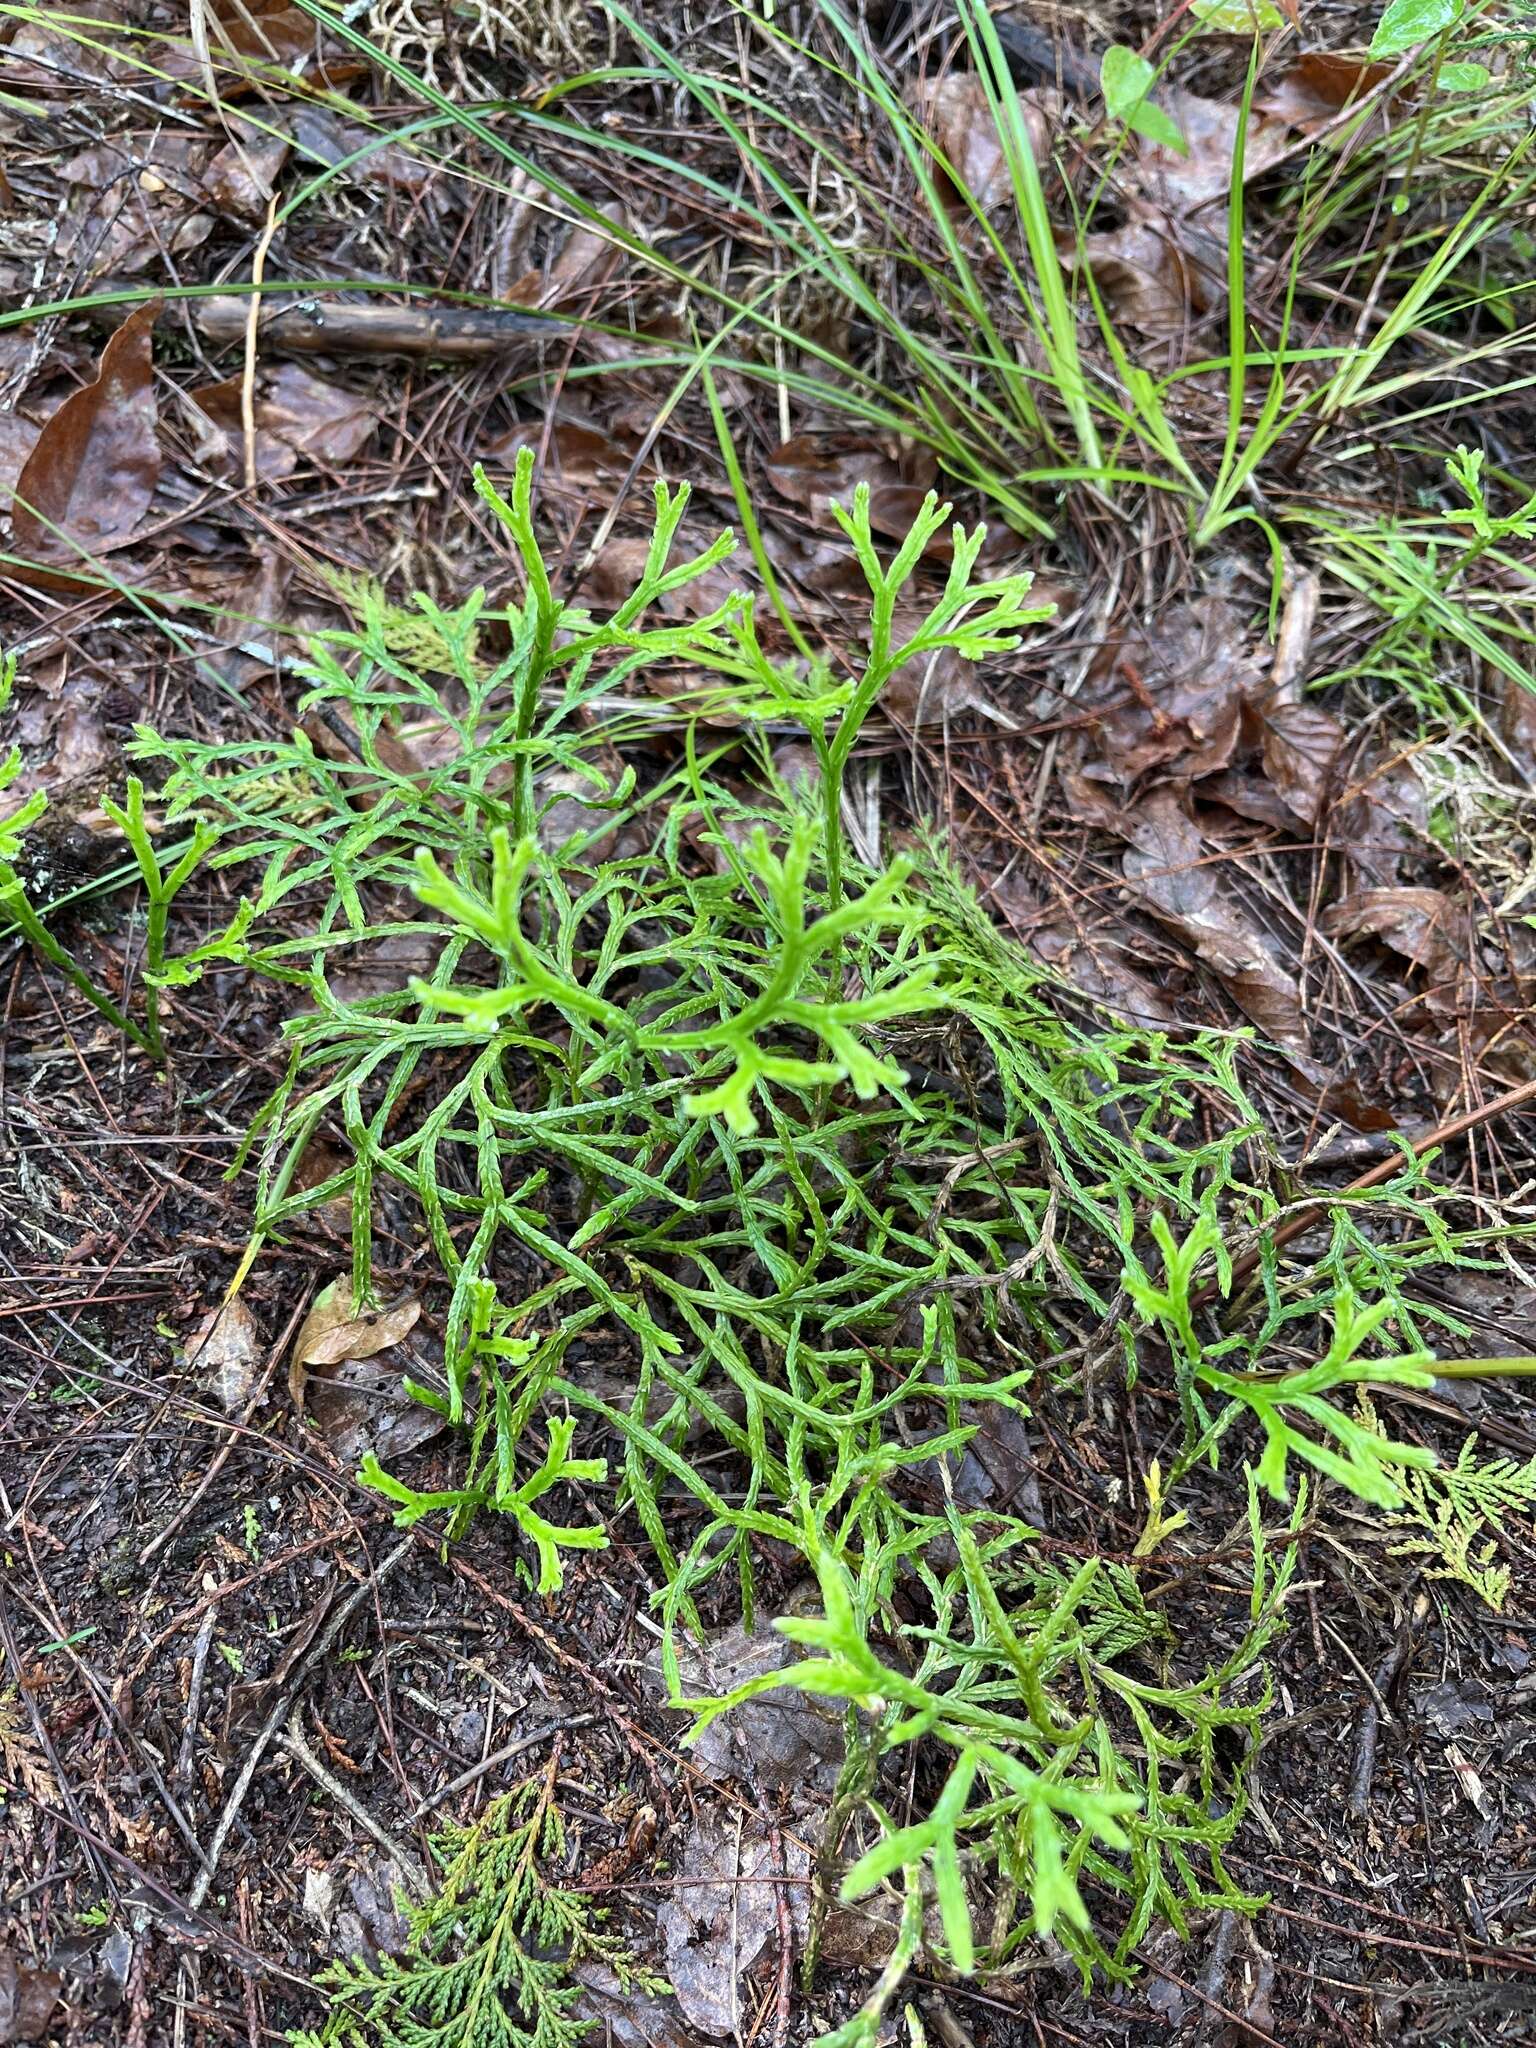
1319 887 1466 982
1132 87 1290 214
11 301 161 562
190 362 377 478
765 433 940 545
1119 789 1312 1056
1076 208 1224 336
0 1953 62 2046
289 1278 443 1470
909 70 1057 210
1258 52 1395 132
291 1279 422 1374
1253 697 1342 827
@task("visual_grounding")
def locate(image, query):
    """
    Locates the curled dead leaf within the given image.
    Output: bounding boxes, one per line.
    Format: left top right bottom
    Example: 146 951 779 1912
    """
1253 696 1341 826
908 71 1057 210
1259 54 1394 134
11 302 161 562
185 1297 264 1415
289 1279 440 1469
1133 88 1291 214
1077 209 1224 336
202 127 291 218
1320 887 1466 982
292 1280 422 1371
765 434 940 545
1120 790 1310 1054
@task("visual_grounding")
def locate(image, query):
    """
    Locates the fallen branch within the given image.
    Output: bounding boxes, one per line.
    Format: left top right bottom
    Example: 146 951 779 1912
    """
192 294 549 358
54 293 552 360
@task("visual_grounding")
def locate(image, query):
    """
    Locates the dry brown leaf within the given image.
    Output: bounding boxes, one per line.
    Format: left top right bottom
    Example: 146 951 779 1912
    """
1135 88 1291 214
581 532 742 623
1120 790 1309 1052
1077 209 1224 336
186 1297 264 1414
537 201 625 309
1320 887 1465 982
289 1278 441 1468
1197 771 1297 831
1333 754 1428 888
765 433 939 544
292 1280 422 1370
1253 696 1341 826
1082 598 1259 781
0 414 41 502
657 1811 810 2038
483 416 634 501
158 0 317 89
909 72 1055 209
202 127 291 218
0 1952 61 2045
190 363 376 478
882 598 1010 726
656 1612 845 1795
572 1961 713 2048
3 0 125 86
1259 54 1394 133
1027 918 1178 1028
289 107 432 194
59 136 215 279
12 302 161 561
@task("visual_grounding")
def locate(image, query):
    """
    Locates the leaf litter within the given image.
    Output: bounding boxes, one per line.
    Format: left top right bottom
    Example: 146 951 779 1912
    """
289 1277 444 1467
11 302 161 562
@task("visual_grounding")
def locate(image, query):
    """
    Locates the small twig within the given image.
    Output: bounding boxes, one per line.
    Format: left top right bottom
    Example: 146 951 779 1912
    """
409 1712 595 1820
1195 1909 1241 2046
176 294 546 358
1199 1074 1536 1309
241 199 280 491
1349 1612 1416 1821
175 1609 217 1789
188 1534 412 1913
279 1706 430 1896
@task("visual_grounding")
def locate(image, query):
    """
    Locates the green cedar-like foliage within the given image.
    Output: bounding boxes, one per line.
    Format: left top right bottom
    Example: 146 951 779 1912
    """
291 1762 659 2048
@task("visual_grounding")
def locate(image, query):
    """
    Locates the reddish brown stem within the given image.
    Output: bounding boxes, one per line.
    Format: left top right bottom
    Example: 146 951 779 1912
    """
1194 1073 1536 1311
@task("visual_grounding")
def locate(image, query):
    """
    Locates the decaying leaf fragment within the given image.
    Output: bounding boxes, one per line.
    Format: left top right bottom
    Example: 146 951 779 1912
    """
11 302 161 561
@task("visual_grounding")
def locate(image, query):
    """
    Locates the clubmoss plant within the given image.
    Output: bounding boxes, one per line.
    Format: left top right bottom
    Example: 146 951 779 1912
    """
7 462 1513 2007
